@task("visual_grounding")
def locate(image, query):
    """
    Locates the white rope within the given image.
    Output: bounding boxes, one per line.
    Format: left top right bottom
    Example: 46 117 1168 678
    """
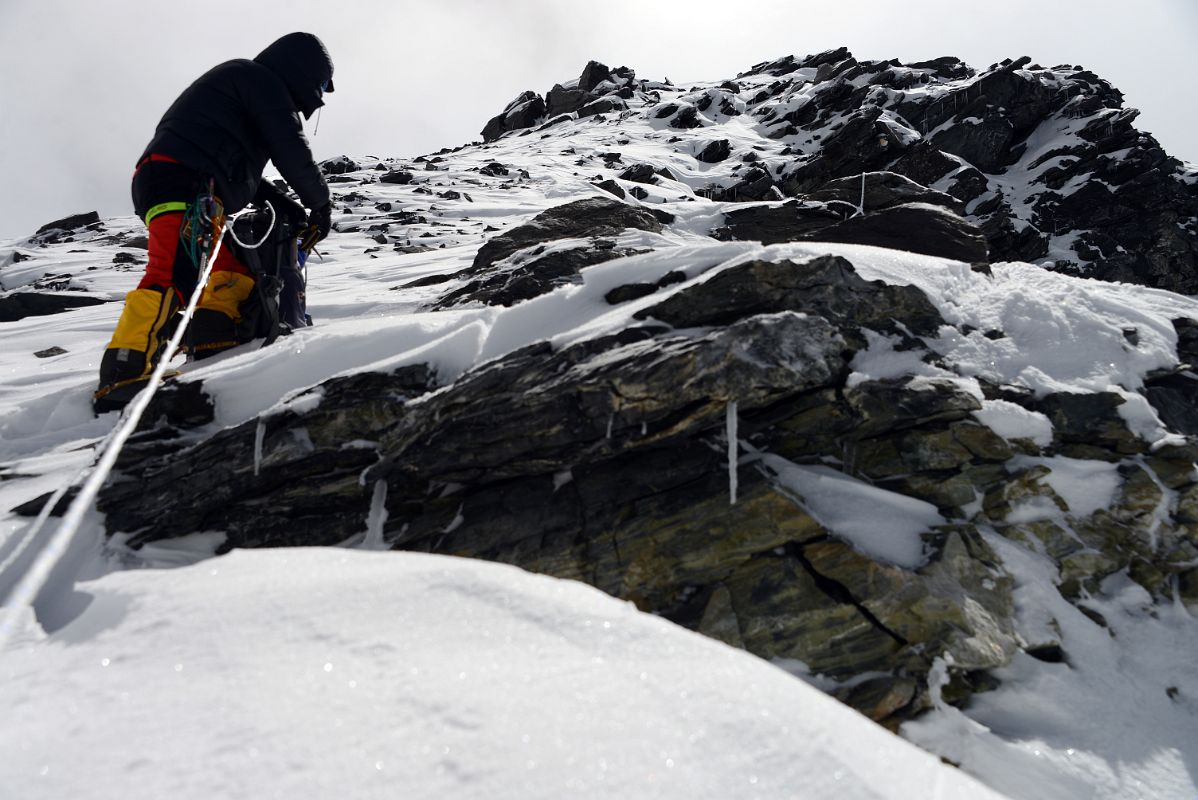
0 223 228 650
224 201 276 250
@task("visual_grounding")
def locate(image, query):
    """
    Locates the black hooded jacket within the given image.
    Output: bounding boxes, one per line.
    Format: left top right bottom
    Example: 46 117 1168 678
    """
134 32 334 216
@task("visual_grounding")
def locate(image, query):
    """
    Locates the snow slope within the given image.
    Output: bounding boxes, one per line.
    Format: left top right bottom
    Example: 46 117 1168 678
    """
0 548 1008 800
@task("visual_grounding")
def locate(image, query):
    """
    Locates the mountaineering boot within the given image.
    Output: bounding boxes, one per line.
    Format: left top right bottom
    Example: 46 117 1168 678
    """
188 270 255 360
93 287 180 414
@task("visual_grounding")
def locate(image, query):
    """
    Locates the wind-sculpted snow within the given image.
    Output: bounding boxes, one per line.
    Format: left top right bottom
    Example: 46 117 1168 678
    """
1 50 1198 800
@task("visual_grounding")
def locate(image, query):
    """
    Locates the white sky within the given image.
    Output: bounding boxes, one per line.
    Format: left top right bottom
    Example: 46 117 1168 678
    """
0 0 1194 239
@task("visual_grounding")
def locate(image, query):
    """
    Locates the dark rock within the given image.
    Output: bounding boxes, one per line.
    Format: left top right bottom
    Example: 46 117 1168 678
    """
720 81 741 93
781 110 908 194
1145 373 1198 435
113 252 141 264
437 243 641 309
931 118 1016 173
1033 391 1143 456
805 203 990 264
712 200 848 244
604 270 687 305
670 106 702 129
546 83 592 116
618 164 658 184
137 380 216 430
479 162 509 177
578 60 613 92
806 171 963 214
379 170 414 185
472 197 663 271
0 292 107 322
35 211 100 235
593 179 626 199
577 97 626 118
481 91 547 142
320 156 360 175
12 490 76 518
33 346 67 358
696 139 732 163
1174 318 1198 365
635 254 944 339
629 186 649 200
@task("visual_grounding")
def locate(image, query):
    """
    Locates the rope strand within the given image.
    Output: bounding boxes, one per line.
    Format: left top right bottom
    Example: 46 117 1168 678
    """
0 204 230 650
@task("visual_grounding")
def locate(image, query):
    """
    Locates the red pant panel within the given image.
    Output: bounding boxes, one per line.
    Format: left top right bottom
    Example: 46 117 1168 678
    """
138 212 250 302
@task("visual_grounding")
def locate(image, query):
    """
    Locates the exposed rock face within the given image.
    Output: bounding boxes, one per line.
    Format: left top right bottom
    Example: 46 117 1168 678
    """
712 184 989 264
94 203 1198 727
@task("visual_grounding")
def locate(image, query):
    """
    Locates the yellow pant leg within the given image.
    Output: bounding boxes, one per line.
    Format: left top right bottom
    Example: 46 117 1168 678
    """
197 271 255 322
108 287 175 353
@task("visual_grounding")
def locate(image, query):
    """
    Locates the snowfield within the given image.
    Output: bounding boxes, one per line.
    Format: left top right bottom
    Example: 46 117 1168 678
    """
1 548 1009 800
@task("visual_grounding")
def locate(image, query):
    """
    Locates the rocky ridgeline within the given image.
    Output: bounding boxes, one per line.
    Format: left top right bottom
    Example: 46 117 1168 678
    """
92 191 1198 728
482 51 1198 292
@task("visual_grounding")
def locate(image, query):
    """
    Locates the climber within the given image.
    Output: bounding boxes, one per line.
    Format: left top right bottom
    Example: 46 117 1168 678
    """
94 32 335 414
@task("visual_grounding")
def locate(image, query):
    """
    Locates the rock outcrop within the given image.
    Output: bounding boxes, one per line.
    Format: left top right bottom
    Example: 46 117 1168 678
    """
94 197 1198 726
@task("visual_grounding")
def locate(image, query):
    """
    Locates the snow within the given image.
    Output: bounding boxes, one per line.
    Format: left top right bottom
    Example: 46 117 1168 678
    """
0 548 1007 800
973 400 1054 447
1005 456 1123 521
905 534 1198 800
760 455 942 569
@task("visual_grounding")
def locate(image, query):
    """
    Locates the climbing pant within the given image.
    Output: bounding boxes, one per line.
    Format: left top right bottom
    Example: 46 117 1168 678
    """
97 208 255 391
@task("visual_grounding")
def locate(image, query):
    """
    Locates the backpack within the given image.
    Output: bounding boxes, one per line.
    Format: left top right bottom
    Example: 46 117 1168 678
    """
226 204 312 346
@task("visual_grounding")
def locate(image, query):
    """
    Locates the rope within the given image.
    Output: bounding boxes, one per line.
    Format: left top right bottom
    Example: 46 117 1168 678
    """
0 209 228 650
224 201 277 250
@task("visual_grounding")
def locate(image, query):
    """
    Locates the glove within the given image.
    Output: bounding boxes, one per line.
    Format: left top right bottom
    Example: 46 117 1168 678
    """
300 203 332 253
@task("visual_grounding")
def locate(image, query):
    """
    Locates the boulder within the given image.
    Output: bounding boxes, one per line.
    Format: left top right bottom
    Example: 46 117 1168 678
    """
0 292 107 322
378 170 414 185
696 139 732 163
481 91 546 142
320 155 360 175
805 171 963 214
35 211 100 235
471 197 663 271
634 253 945 339
804 203 990 264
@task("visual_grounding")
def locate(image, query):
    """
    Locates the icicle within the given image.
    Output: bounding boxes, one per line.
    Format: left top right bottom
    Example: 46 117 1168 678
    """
361 480 389 550
606 413 615 439
727 401 739 506
253 419 266 477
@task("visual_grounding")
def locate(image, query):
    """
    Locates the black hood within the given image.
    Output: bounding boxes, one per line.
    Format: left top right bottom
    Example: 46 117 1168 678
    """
254 32 334 119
